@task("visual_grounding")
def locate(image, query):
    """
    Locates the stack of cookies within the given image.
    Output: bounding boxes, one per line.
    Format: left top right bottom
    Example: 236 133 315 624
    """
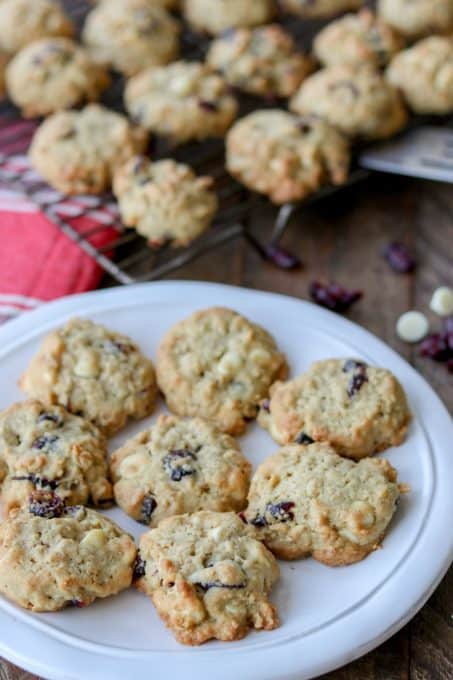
0 307 411 644
0 0 452 245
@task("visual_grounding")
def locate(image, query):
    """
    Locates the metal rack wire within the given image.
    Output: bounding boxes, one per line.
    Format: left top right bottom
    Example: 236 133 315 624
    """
0 0 370 284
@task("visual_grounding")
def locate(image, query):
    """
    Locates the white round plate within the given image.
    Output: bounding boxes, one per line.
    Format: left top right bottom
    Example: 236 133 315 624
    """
0 281 451 680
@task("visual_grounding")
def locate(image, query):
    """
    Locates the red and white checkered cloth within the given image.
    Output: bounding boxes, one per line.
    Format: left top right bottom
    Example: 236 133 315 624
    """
0 118 119 324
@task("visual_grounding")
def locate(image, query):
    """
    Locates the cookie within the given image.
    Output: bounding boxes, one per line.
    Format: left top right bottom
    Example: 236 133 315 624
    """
82 0 180 77
29 104 147 195
19 318 157 436
183 0 276 35
0 400 112 516
378 0 453 40
0 494 136 611
157 307 288 435
125 61 238 144
5 38 110 119
136 511 279 644
113 157 218 247
207 24 313 98
110 414 251 526
0 0 74 55
226 109 350 204
387 36 453 115
244 442 402 564
258 358 411 459
280 0 363 18
314 9 405 69
290 64 408 139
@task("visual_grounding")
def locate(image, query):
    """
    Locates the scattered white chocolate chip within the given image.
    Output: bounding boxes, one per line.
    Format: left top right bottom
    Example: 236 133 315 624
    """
396 311 429 343
429 286 453 317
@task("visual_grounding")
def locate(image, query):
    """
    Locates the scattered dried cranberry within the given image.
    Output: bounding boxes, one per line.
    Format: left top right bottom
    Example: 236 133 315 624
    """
37 412 63 426
343 359 367 373
264 244 301 270
383 242 416 274
195 581 246 591
250 513 268 527
163 449 198 482
309 281 362 314
295 432 314 445
419 333 450 362
12 474 58 490
343 360 369 397
133 553 146 579
141 494 157 524
69 599 86 608
238 511 247 523
261 399 270 413
29 491 65 519
251 501 295 527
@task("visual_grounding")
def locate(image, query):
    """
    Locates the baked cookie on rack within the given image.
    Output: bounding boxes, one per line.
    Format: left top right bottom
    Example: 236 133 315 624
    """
20 317 157 436
110 414 251 526
136 511 280 644
290 64 408 139
0 493 136 611
0 0 74 54
0 400 112 516
258 358 411 459
280 0 363 19
314 9 405 68
29 104 147 195
113 157 218 247
156 307 288 435
226 109 350 204
387 36 453 115
82 0 180 77
183 0 275 35
207 24 313 98
243 442 403 564
5 38 110 118
125 61 238 144
378 0 453 40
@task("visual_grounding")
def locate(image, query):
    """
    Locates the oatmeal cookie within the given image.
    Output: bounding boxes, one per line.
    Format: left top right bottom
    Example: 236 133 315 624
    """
314 9 405 68
0 0 74 55
29 104 147 195
5 38 110 118
280 0 363 19
290 64 408 139
226 109 350 204
19 318 157 436
136 510 279 644
156 307 288 435
183 0 275 35
0 400 111 516
387 36 453 115
113 157 218 247
110 414 251 526
125 61 238 144
378 0 453 39
258 358 411 459
244 442 402 564
207 24 313 98
0 494 136 611
82 0 180 77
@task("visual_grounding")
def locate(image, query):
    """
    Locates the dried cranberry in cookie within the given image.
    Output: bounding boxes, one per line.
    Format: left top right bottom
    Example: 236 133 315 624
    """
244 442 403 564
19 318 157 436
0 400 111 516
156 307 288 434
110 414 251 525
258 358 411 459
136 511 279 644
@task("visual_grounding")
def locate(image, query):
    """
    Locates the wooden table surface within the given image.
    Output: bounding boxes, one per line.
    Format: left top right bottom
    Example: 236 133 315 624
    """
2 172 452 679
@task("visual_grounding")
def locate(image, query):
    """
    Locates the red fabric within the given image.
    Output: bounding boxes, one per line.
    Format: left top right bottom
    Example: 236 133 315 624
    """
0 210 116 302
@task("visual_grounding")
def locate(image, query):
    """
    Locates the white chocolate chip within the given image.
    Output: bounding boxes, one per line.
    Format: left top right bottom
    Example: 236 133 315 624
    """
429 286 453 317
396 311 429 343
80 529 106 550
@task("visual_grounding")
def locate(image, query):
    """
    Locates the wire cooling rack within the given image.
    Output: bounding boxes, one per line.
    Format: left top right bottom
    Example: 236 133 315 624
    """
0 0 370 283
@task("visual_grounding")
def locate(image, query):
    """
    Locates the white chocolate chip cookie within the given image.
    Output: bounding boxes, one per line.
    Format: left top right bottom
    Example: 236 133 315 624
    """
0 0 74 54
378 0 453 39
136 510 279 644
183 0 276 35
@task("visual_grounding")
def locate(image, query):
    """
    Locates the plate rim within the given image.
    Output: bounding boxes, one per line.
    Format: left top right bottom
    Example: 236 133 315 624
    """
0 280 451 680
